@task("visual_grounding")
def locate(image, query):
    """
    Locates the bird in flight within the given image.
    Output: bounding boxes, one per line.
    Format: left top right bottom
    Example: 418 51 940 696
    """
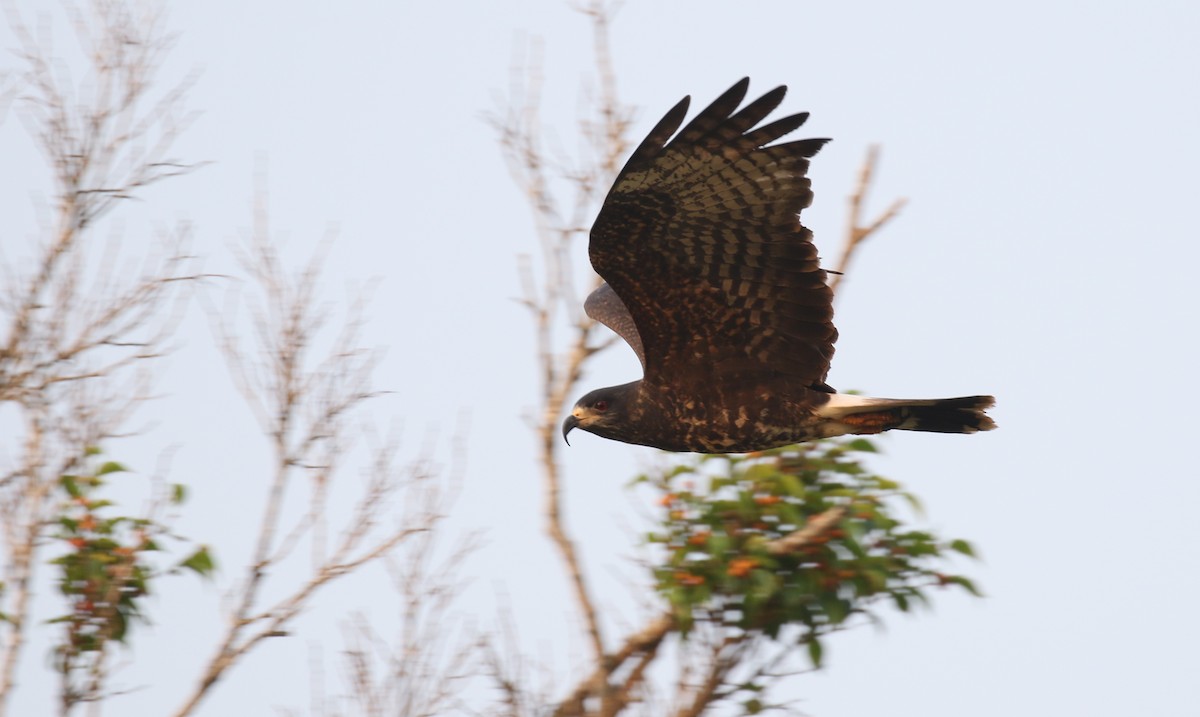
562 78 994 453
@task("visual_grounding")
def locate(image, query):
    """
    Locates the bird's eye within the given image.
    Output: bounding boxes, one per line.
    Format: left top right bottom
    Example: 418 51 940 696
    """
594 399 609 412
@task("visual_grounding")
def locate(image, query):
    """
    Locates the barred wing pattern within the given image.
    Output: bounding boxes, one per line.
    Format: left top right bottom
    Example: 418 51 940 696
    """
589 78 835 389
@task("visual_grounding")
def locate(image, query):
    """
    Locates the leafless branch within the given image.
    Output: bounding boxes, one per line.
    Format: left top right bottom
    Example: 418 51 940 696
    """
491 0 632 684
334 526 480 717
551 506 846 716
176 200 447 717
0 2 199 713
829 145 907 295
765 506 849 556
672 635 745 717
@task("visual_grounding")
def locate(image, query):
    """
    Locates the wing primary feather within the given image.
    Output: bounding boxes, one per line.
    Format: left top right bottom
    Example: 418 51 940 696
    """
703 85 788 149
669 77 751 148
589 79 839 386
613 95 691 186
742 113 814 149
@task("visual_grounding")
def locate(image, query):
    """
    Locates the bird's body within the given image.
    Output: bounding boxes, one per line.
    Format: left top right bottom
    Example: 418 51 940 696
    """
562 78 994 453
573 380 821 453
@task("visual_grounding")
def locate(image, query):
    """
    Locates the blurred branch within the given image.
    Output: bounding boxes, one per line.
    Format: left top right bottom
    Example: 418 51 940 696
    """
830 145 907 295
0 2 199 714
336 526 480 717
673 636 743 717
491 0 632 682
765 506 848 556
553 507 846 716
178 201 446 717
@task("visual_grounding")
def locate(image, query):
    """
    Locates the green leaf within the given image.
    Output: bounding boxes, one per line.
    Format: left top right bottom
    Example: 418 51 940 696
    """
97 461 128 476
110 608 129 642
949 539 977 558
171 483 187 504
84 446 103 457
821 595 850 624
900 491 925 517
178 546 216 577
749 569 779 604
846 438 878 453
863 569 888 592
60 476 81 498
743 463 777 483
807 635 824 667
777 503 803 529
780 474 806 498
944 575 984 597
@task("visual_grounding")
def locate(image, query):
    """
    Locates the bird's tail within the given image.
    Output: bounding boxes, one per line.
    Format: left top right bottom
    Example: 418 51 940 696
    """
816 394 996 436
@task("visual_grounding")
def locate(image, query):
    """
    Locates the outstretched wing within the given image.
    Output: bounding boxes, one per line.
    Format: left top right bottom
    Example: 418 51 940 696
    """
585 282 645 369
589 78 836 388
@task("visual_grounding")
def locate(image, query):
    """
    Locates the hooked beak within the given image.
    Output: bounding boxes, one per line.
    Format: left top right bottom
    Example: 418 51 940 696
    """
561 414 580 446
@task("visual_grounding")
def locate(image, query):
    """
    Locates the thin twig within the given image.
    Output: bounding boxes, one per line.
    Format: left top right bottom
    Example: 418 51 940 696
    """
552 506 846 716
830 145 907 295
491 0 631 687
0 3 197 713
175 201 444 717
765 506 848 556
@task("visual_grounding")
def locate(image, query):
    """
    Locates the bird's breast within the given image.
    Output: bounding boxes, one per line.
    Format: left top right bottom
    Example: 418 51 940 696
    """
635 385 821 453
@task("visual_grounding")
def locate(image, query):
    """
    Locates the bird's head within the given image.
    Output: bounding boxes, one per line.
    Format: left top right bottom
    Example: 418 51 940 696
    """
562 382 639 446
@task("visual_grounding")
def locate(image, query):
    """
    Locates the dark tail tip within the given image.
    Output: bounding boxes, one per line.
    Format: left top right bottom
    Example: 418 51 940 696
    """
906 395 996 434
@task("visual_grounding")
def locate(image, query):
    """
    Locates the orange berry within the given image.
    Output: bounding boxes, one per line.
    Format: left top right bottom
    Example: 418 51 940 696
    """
727 557 758 578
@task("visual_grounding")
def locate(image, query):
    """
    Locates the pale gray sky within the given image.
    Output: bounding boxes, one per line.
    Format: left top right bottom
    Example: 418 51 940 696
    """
3 1 1199 715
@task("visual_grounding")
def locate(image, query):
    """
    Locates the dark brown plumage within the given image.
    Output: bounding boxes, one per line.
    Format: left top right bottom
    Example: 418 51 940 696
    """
562 78 994 453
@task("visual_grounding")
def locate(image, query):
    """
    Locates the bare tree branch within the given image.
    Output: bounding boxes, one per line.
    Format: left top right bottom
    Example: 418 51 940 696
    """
334 527 480 717
829 145 907 295
0 3 199 713
176 201 447 717
491 0 632 680
552 506 846 716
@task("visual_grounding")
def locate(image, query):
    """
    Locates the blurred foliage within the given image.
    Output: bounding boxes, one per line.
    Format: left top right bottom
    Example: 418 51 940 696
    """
48 448 213 703
639 437 980 666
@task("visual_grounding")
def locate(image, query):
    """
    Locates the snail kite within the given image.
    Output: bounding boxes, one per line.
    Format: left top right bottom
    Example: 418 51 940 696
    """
562 78 995 453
